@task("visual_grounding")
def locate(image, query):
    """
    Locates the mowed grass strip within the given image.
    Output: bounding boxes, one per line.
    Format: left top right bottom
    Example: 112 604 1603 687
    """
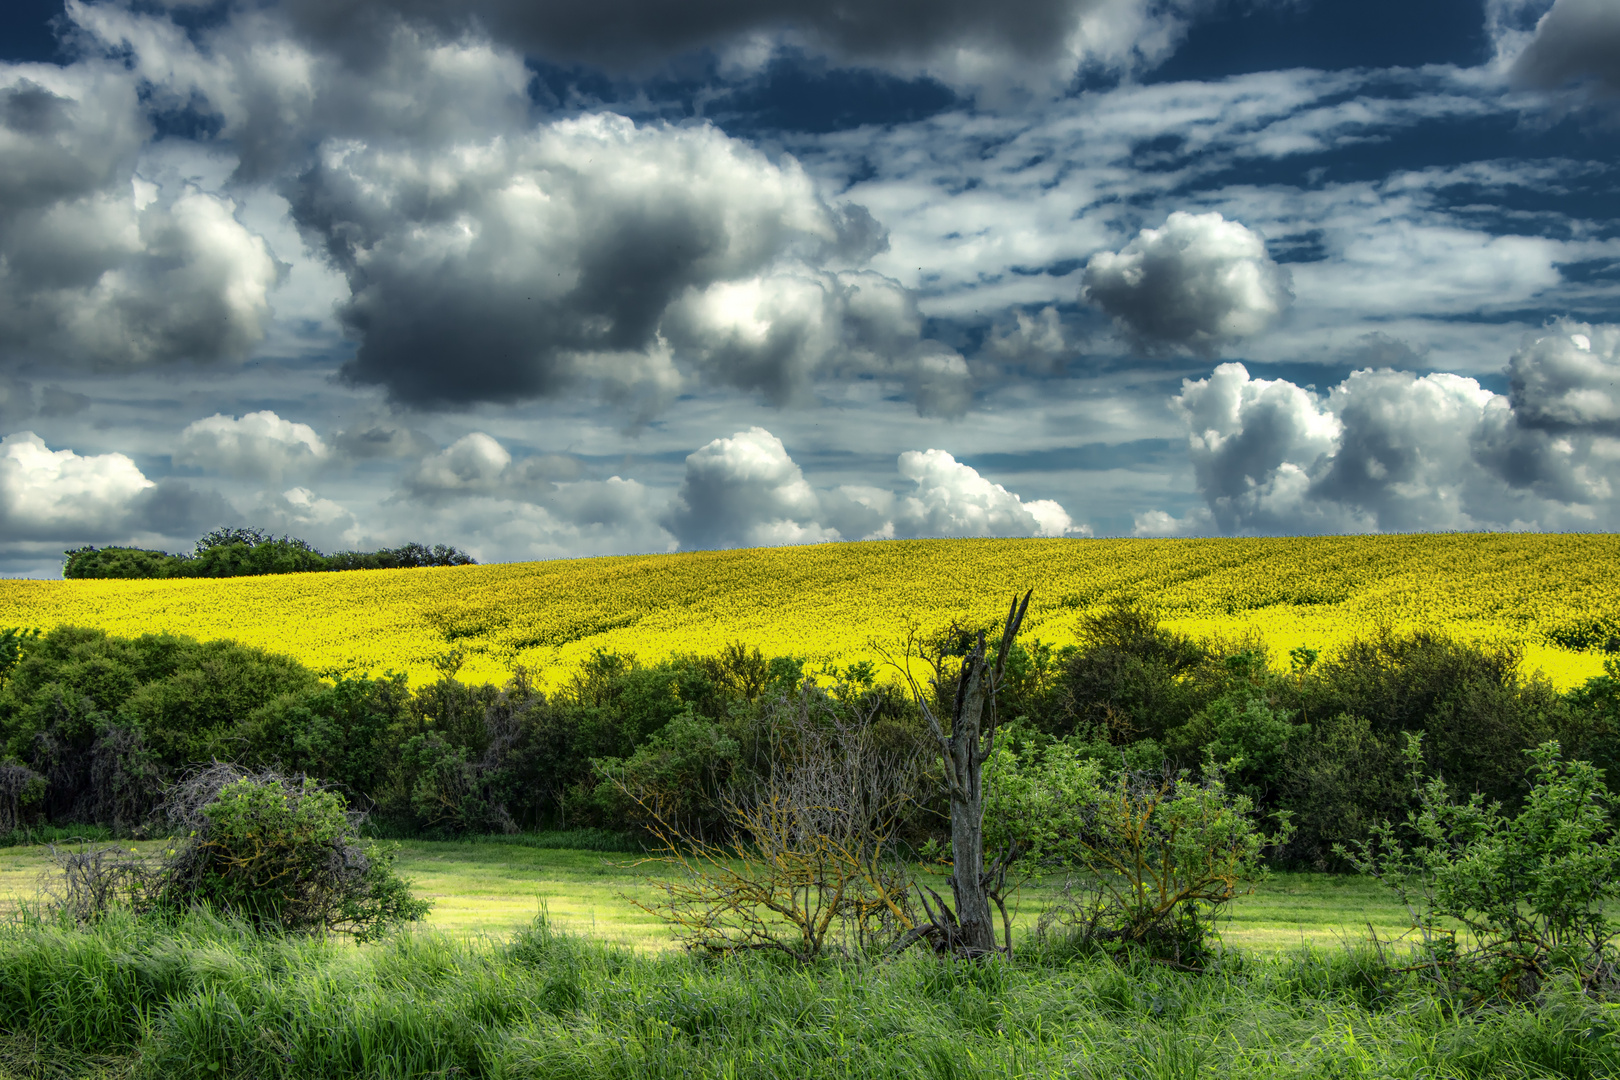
0 837 1414 952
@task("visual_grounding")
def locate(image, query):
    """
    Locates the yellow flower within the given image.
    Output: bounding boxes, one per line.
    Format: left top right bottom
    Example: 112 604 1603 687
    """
4 534 1612 691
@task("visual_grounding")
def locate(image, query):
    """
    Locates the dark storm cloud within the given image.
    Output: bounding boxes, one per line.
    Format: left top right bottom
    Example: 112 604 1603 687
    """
1511 0 1620 96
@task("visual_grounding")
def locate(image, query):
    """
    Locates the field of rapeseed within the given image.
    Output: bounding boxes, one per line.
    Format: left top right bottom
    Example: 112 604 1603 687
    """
0 533 1614 690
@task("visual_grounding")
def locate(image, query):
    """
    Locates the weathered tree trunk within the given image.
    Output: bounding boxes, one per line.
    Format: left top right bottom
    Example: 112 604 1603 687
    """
943 644 996 952
899 590 1031 957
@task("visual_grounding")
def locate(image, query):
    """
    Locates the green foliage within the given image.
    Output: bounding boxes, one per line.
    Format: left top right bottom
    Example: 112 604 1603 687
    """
985 742 1290 964
1274 711 1404 870
241 673 411 799
168 772 430 940
0 627 319 828
1340 736 1620 1001
62 529 475 579
0 626 40 690
593 709 740 837
45 767 430 941
1052 605 1212 743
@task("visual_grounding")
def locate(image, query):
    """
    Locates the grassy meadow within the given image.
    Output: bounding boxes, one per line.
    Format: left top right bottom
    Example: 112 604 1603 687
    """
1 896 1615 1080
3 533 1616 690
0 836 1424 953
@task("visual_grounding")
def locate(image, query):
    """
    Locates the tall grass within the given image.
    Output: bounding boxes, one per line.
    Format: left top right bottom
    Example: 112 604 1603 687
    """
0 907 1615 1079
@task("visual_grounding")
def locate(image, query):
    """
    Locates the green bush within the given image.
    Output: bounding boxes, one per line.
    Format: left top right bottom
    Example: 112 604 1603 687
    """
985 741 1290 965
1341 736 1620 1002
49 766 429 941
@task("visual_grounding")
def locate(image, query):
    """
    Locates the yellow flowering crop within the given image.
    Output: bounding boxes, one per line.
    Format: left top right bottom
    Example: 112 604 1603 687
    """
0 533 1614 690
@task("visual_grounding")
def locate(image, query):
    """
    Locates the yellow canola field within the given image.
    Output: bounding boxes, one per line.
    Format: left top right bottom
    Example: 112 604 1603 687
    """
0 533 1615 691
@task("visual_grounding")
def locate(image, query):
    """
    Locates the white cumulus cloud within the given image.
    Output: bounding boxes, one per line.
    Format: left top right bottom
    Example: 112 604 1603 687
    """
664 428 1085 550
1082 211 1292 354
1155 336 1620 535
0 431 225 546
0 432 152 539
1507 320 1620 433
175 410 329 482
663 427 840 550
895 449 1082 538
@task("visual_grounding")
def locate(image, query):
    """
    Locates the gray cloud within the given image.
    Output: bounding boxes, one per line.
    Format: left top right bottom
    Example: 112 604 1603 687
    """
266 0 1234 88
0 64 281 371
1173 362 1341 533
405 432 515 499
39 385 91 418
328 416 438 462
287 114 885 412
1511 0 1620 96
1507 320 1620 434
1082 211 1293 354
0 378 32 427
281 110 954 416
174 410 330 483
985 305 1075 375
662 268 972 415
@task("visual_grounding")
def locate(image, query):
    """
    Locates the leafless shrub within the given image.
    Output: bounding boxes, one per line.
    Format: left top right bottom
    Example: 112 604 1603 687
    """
40 843 159 923
619 684 926 961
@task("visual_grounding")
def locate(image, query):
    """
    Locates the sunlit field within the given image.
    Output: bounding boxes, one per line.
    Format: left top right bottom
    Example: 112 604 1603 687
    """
0 837 1425 954
2 533 1615 690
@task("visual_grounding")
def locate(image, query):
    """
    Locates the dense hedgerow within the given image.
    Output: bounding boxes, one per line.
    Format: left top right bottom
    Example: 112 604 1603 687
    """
62 526 474 580
0 613 1613 869
0 911 1615 1080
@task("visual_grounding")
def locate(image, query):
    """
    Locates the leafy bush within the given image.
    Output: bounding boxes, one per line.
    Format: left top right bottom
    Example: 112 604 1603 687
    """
985 742 1290 966
48 766 429 940
1340 736 1620 1002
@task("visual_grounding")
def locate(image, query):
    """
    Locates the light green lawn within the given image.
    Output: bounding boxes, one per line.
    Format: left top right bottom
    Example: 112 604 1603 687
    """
0 838 1414 952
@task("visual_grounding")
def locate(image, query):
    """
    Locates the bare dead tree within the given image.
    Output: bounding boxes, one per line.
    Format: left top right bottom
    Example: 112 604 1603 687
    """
887 590 1031 957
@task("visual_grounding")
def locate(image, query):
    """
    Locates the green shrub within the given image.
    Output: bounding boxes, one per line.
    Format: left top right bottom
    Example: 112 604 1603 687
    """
985 742 1291 965
49 766 429 941
1340 736 1620 1002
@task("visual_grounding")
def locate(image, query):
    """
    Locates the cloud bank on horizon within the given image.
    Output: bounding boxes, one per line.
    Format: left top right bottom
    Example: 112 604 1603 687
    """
0 0 1617 575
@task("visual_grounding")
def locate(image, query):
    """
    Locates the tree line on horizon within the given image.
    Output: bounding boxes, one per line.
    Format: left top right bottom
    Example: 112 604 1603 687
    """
62 526 475 579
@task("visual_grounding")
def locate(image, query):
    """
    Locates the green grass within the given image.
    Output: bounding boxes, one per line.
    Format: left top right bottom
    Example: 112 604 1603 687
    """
0 838 1611 1078
0 907 1615 1080
2 836 1416 952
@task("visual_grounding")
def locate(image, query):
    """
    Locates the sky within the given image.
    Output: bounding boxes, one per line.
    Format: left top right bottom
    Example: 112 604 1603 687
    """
1 0 1618 576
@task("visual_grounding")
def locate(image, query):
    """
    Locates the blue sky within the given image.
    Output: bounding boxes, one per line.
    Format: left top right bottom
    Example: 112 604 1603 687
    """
0 0 1617 574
